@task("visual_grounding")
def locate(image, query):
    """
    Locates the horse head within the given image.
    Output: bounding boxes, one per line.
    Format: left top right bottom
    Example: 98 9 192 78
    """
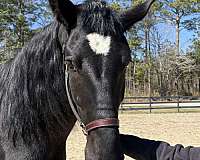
49 0 155 159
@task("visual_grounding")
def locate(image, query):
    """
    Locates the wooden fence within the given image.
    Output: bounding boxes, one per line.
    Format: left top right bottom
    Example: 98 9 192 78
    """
120 96 200 113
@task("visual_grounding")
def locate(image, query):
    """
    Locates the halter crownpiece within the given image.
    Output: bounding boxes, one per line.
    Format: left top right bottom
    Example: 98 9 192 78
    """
64 61 119 136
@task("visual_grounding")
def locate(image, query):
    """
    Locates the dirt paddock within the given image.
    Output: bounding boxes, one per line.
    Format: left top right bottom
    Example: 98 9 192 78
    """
66 112 200 160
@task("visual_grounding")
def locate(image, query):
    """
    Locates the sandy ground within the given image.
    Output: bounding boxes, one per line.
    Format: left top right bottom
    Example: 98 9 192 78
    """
66 112 200 160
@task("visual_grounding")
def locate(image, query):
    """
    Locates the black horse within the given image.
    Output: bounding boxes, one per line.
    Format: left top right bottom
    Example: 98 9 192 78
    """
0 0 154 160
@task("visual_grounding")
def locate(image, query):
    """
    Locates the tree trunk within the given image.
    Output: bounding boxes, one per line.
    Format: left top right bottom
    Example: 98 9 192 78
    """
144 28 148 64
176 16 180 55
147 26 151 97
132 61 136 95
143 28 148 95
198 72 200 93
18 0 25 47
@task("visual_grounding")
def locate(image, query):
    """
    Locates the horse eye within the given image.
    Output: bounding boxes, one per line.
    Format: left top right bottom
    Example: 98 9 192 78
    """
68 61 75 70
64 60 75 73
65 60 74 71
122 56 130 67
65 56 82 72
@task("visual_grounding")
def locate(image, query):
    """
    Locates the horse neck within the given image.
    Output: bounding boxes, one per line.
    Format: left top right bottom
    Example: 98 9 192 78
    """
0 21 76 145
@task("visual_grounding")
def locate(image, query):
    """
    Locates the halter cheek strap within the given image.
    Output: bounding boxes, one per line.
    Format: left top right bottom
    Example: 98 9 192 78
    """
65 70 87 135
65 63 119 136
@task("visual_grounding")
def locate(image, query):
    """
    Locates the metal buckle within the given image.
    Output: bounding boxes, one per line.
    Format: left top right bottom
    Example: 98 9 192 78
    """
80 122 88 136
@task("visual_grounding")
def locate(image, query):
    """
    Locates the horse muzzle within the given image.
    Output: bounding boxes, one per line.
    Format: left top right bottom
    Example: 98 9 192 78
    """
65 67 119 135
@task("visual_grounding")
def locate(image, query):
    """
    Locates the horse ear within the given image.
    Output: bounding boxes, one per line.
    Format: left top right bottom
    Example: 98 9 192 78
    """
49 0 77 28
120 0 155 30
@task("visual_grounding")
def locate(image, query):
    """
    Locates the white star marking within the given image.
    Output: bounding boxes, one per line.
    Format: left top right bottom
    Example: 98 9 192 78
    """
86 33 111 56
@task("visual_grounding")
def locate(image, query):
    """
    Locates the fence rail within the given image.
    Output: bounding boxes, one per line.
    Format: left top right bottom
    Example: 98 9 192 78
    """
120 96 200 113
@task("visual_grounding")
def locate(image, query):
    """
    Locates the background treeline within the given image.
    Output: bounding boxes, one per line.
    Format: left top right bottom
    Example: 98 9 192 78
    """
0 0 199 97
0 0 51 61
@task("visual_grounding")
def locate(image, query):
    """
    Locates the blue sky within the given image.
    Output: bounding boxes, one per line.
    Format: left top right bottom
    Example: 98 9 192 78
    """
157 23 196 52
72 0 198 52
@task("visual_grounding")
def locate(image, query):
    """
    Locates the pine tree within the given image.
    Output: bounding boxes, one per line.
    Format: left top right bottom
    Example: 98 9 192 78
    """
159 0 200 55
0 0 52 61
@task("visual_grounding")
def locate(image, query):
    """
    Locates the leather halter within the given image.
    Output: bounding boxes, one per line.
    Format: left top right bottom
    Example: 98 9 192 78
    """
64 61 119 135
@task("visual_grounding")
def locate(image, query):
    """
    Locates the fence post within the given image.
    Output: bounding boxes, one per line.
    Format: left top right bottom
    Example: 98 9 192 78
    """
149 97 152 113
177 96 180 112
120 103 123 114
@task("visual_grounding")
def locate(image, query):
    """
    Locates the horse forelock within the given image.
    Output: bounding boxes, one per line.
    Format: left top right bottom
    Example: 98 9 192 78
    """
80 0 123 35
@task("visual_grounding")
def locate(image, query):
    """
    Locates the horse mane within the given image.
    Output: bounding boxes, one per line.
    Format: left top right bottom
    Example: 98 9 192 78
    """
0 21 72 145
80 0 123 35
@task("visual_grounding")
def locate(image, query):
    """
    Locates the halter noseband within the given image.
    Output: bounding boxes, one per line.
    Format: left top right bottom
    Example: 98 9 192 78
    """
64 61 119 136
